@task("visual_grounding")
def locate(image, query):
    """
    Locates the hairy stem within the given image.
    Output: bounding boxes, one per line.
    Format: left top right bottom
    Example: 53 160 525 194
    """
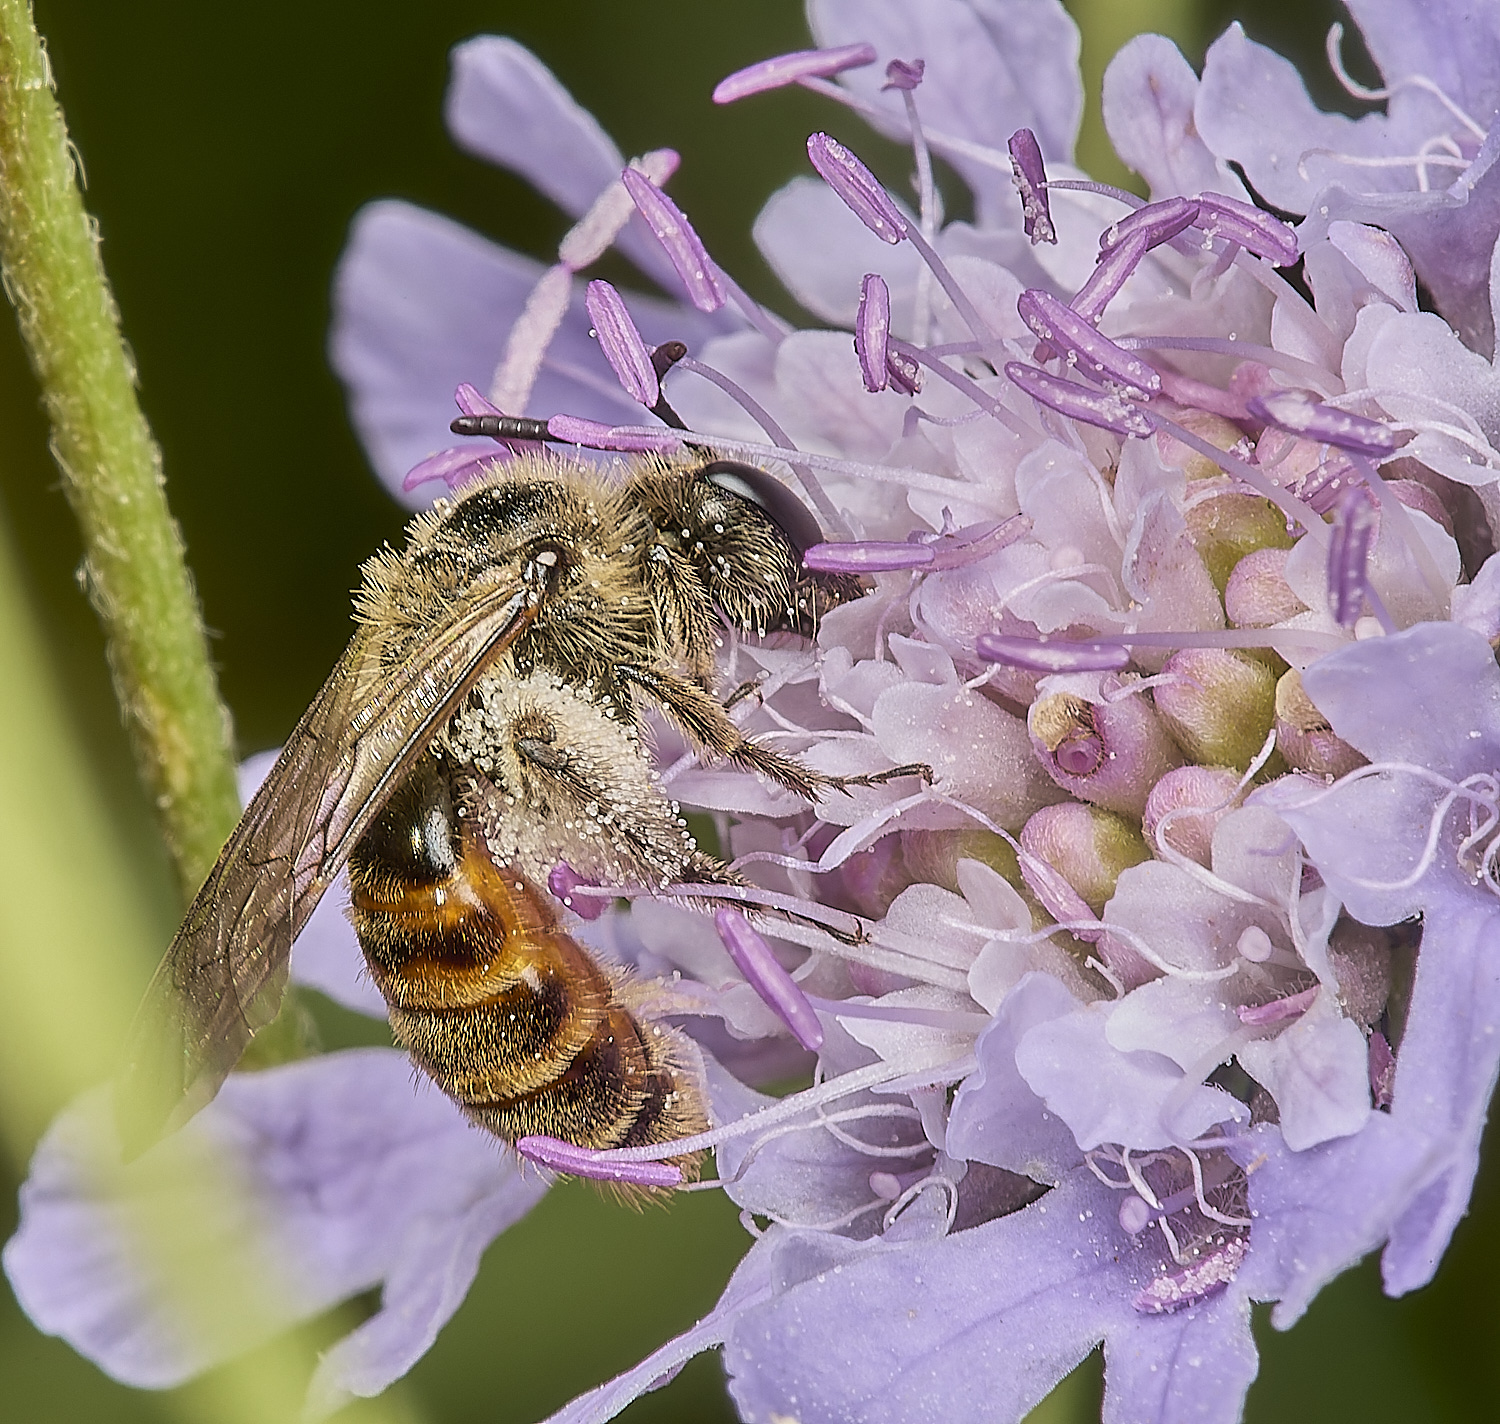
0 0 238 897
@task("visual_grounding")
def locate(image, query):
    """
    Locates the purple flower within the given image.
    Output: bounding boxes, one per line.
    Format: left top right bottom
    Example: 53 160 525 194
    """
19 3 1500 1422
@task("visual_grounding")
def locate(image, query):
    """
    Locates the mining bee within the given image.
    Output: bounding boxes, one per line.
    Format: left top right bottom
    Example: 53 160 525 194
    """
123 450 922 1174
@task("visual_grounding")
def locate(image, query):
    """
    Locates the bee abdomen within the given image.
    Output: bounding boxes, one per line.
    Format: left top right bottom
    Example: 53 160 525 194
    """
347 754 707 1162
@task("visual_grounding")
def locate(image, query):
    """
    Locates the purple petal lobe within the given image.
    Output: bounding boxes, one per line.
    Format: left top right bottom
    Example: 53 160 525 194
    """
714 909 825 1051
806 132 909 244
544 414 684 452
1005 362 1154 438
620 167 727 312
712 43 877 104
854 272 892 393
515 1136 683 1188
454 382 502 418
1008 127 1056 244
804 540 936 572
1249 388 1397 457
976 634 1131 673
882 58 925 92
584 280 659 405
1194 190 1299 266
1016 288 1161 396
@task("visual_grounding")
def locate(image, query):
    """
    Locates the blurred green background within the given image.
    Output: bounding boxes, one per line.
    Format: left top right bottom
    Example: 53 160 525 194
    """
1 0 1495 1420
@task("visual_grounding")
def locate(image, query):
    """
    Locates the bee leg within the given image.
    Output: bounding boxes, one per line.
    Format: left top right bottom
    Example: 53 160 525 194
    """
721 677 764 711
616 664 931 800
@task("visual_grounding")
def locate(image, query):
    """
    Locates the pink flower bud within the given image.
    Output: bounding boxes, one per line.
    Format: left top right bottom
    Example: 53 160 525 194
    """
1274 668 1368 778
1225 548 1309 627
1142 766 1245 864
1020 802 1148 913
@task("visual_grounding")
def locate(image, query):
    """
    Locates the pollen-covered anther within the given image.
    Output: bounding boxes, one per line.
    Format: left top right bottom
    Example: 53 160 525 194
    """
711 42 877 103
516 1135 684 1188
1326 487 1390 632
1274 668 1368 778
621 166 727 311
1016 288 1162 398
806 132 909 244
584 279 659 406
854 272 892 393
715 909 825 1052
1152 649 1277 771
1250 389 1398 458
1007 126 1055 244
1020 802 1149 913
1133 1235 1249 1314
1192 191 1299 267
1100 196 1200 255
1005 362 1154 439
1027 679 1183 817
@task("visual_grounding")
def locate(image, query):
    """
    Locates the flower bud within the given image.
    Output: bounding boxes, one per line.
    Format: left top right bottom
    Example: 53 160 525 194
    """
1153 649 1276 770
1225 547 1308 627
1274 668 1368 778
1184 492 1293 593
1156 408 1248 482
1142 766 1244 865
1028 676 1182 817
1020 803 1148 912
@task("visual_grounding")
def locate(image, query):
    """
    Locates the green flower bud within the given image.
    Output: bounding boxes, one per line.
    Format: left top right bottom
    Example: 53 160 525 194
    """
1154 648 1276 770
1020 802 1148 912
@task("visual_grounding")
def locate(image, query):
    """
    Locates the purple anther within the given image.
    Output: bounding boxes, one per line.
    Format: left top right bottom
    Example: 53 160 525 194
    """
1237 985 1319 1026
885 345 922 395
584 280 659 406
621 167 727 312
1100 196 1200 255
920 515 1028 571
806 133 909 245
547 862 608 921
1005 362 1154 439
712 43 877 104
1193 191 1299 267
855 273 892 393
1007 128 1055 245
1016 289 1162 398
804 540 935 572
1070 231 1149 323
976 633 1132 673
882 58 925 91
402 445 500 494
715 908 825 1052
1133 1236 1247 1315
454 382 503 418
1326 486 1379 629
515 1135 683 1189
544 414 685 452
1248 389 1397 458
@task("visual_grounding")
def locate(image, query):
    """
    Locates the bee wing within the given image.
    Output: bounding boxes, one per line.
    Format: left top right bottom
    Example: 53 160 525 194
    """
120 579 540 1146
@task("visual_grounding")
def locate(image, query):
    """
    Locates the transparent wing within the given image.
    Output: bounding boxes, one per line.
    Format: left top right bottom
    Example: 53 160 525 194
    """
120 579 539 1145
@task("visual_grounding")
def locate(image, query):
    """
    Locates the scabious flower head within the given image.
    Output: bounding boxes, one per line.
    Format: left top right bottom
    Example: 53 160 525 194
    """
12 3 1500 1422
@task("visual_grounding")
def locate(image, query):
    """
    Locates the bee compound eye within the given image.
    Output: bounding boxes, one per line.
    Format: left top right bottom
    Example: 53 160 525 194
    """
698 460 825 557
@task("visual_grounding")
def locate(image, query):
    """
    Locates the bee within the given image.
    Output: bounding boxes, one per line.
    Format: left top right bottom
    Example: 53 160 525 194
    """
123 449 921 1174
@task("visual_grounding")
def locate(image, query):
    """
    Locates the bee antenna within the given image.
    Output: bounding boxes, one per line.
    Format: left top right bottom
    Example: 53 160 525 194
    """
450 413 554 441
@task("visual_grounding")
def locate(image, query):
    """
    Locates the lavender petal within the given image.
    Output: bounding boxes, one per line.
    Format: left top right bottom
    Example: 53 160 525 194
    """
712 43 877 104
806 133 909 245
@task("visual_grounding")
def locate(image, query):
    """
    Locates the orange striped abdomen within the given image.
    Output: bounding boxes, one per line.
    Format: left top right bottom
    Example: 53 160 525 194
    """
346 754 707 1160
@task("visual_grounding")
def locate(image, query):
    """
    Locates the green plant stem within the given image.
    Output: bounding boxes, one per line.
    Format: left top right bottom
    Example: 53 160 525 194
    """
0 0 237 899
